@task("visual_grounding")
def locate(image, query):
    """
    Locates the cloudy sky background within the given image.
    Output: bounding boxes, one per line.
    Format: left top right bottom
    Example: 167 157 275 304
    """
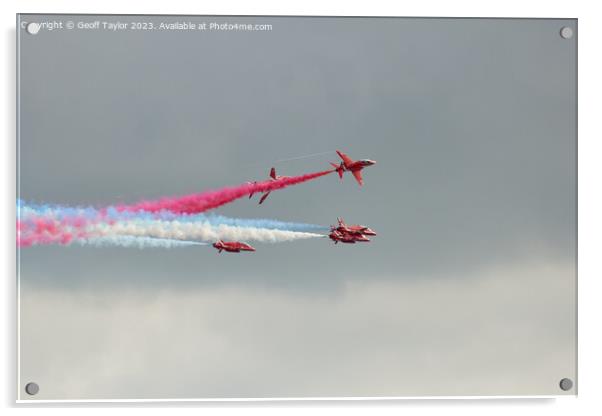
18 16 576 399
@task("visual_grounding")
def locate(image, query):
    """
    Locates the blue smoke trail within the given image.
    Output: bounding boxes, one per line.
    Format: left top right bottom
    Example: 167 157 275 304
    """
18 200 99 221
75 236 208 249
19 200 327 232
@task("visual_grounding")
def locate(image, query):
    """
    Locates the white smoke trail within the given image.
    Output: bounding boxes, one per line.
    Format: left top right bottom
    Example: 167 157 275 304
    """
91 220 323 243
75 236 208 249
272 150 334 164
244 150 334 168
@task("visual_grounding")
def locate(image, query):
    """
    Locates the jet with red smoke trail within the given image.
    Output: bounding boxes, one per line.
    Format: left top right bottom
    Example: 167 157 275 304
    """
328 229 371 244
248 167 290 204
212 240 256 253
330 150 376 186
332 217 377 236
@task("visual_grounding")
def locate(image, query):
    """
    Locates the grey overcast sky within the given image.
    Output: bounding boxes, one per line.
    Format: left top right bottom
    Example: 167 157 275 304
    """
18 15 576 400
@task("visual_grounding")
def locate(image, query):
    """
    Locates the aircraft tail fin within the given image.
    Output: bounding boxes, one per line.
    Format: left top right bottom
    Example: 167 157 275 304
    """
330 162 345 179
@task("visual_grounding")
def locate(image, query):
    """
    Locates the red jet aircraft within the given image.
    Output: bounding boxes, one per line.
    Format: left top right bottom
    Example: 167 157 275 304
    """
330 150 376 186
212 240 256 253
248 167 290 204
328 230 371 244
333 217 377 236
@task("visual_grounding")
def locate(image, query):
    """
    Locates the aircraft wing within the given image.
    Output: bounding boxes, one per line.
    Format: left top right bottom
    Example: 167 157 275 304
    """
259 191 271 204
336 150 354 167
351 170 363 186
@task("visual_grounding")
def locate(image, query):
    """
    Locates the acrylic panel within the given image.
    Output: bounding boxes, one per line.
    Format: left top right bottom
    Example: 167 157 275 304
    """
17 14 577 401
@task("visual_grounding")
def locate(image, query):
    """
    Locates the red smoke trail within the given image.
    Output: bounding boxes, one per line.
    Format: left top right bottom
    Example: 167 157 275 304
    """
17 169 334 246
115 169 333 215
17 217 89 247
